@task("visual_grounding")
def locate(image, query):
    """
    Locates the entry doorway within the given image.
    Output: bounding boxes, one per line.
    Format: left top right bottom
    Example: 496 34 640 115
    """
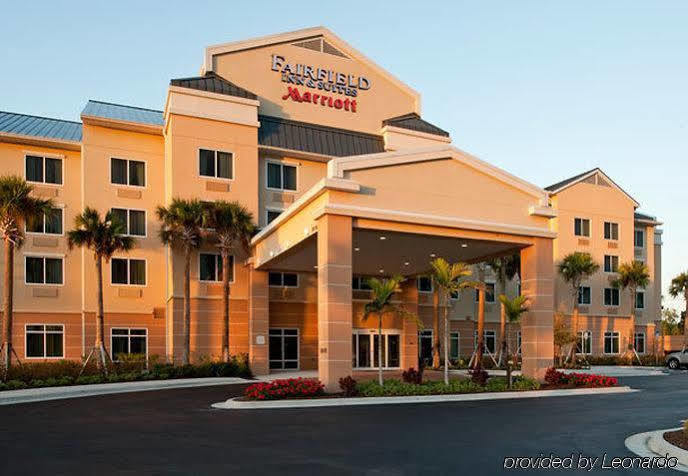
352 329 401 369
269 328 299 369
419 329 433 366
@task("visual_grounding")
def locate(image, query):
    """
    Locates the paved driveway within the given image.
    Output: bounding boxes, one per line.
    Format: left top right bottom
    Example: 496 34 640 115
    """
0 372 685 475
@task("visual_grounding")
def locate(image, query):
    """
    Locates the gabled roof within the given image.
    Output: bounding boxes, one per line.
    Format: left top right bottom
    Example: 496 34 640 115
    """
544 167 640 207
170 72 257 100
634 211 662 225
0 110 82 142
382 113 449 137
81 100 164 127
258 115 384 157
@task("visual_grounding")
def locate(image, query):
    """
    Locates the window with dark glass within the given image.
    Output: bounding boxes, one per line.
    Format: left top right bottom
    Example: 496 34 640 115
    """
574 218 590 237
604 331 619 354
111 158 145 187
199 253 233 282
111 208 145 236
604 287 620 306
475 283 496 303
417 276 432 293
450 332 460 360
578 286 591 305
111 328 147 360
111 258 146 285
269 328 299 369
25 256 63 284
27 208 63 235
634 230 645 248
268 272 298 287
604 222 619 240
26 324 64 358
635 291 645 309
576 331 592 354
199 149 233 179
266 209 282 225
604 255 619 273
266 162 297 191
352 276 372 291
634 332 645 354
474 330 496 353
26 155 62 184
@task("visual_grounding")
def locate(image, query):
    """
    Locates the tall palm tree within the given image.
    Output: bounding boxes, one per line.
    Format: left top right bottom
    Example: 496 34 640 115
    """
557 252 599 365
669 272 688 349
498 294 529 388
613 260 650 363
0 176 54 374
486 254 520 366
472 264 488 370
430 258 478 384
362 275 417 385
157 199 206 365
204 201 256 362
68 207 134 374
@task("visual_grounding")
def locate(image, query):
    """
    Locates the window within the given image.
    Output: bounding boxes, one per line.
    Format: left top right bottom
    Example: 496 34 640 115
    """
450 332 460 360
111 208 146 237
268 272 298 287
578 286 591 305
635 291 645 309
26 208 63 235
199 253 233 283
352 276 372 291
604 331 619 354
417 276 433 293
25 256 63 284
634 230 645 248
604 255 619 273
266 162 297 191
111 258 146 285
576 331 592 355
634 332 646 354
25 155 62 185
199 149 233 179
418 330 433 364
111 158 145 187
266 209 283 225
25 324 64 358
111 328 147 360
475 282 496 303
449 290 460 300
352 330 400 368
604 287 620 307
269 328 299 369
604 222 619 240
474 330 496 353
574 218 590 237
517 331 522 355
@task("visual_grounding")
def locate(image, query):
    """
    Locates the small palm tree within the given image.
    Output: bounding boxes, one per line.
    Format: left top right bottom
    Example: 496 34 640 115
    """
68 207 134 374
472 264 488 371
498 294 529 388
558 252 599 365
204 201 256 362
430 258 479 384
669 273 688 349
363 275 417 386
0 176 54 374
487 254 520 366
613 261 650 363
157 199 206 365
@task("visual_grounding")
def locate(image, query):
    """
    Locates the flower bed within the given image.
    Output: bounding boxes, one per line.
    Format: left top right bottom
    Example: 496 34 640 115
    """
244 378 324 400
545 367 618 388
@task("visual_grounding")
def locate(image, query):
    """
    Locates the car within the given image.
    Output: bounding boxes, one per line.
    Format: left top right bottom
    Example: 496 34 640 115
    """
665 349 688 369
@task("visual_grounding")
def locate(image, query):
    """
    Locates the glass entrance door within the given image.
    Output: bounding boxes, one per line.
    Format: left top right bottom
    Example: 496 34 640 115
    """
352 330 401 369
269 328 299 369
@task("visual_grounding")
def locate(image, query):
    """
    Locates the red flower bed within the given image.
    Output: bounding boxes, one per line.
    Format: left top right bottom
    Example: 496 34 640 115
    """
244 378 325 400
545 367 617 388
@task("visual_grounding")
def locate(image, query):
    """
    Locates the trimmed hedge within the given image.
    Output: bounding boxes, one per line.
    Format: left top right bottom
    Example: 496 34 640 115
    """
356 376 540 397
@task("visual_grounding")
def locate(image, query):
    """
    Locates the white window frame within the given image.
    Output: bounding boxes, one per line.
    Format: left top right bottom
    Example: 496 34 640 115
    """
352 328 402 369
111 208 147 237
450 331 460 360
603 287 620 307
25 206 65 236
352 276 372 291
268 272 299 288
516 331 522 355
635 290 645 309
24 323 64 359
604 331 620 355
24 152 64 186
110 327 149 361
603 221 619 241
574 217 591 237
604 255 619 273
475 282 496 303
577 330 592 355
198 148 235 181
265 207 284 226
634 229 645 248
578 285 592 305
417 276 433 293
474 330 497 353
109 157 147 188
198 252 235 283
110 257 147 287
265 159 298 192
269 328 300 370
634 332 646 354
24 253 65 286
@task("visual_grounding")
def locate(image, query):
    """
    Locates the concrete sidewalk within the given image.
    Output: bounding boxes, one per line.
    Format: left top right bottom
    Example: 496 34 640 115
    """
0 377 252 406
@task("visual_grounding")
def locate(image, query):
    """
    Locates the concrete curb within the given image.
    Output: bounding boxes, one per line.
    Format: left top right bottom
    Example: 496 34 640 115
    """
0 377 252 406
212 385 637 410
625 428 688 473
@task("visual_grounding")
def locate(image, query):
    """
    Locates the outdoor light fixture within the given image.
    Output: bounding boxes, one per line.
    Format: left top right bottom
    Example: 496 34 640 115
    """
354 247 360 251
379 269 384 273
404 261 410 266
430 253 436 258
379 236 387 240
461 243 468 248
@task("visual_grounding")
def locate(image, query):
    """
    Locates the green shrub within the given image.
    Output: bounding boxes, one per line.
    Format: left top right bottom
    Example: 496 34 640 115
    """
6 380 28 390
485 378 508 392
512 376 541 391
75 375 104 385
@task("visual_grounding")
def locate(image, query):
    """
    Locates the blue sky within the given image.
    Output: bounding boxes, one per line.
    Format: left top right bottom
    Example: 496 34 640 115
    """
2 1 686 310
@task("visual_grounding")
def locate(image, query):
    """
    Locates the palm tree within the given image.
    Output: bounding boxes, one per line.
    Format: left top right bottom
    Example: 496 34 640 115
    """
67 207 134 374
669 273 688 349
204 201 256 362
613 261 650 364
486 254 520 366
0 176 54 374
157 199 206 365
362 275 417 386
498 294 529 387
472 264 488 370
429 258 479 384
557 252 599 366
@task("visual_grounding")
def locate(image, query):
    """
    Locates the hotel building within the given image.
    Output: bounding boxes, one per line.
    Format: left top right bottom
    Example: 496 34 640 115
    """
0 27 662 390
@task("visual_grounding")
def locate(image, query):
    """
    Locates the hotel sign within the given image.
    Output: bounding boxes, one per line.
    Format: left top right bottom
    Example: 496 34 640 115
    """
271 54 370 113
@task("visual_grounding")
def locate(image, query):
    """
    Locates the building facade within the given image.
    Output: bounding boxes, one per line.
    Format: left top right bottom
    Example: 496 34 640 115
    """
0 27 661 390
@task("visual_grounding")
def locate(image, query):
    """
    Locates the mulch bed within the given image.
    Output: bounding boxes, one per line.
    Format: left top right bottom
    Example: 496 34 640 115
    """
664 430 688 451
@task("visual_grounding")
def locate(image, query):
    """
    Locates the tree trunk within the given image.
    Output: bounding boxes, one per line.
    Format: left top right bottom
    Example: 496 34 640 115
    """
432 289 440 369
221 251 231 362
2 238 14 375
628 288 636 364
378 315 383 386
475 287 485 370
569 298 579 367
443 292 449 385
498 302 506 367
95 255 108 376
183 249 191 365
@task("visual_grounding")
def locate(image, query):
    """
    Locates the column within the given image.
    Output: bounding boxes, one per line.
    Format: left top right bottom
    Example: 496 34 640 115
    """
520 237 555 380
317 214 352 392
249 266 269 376
399 280 419 370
